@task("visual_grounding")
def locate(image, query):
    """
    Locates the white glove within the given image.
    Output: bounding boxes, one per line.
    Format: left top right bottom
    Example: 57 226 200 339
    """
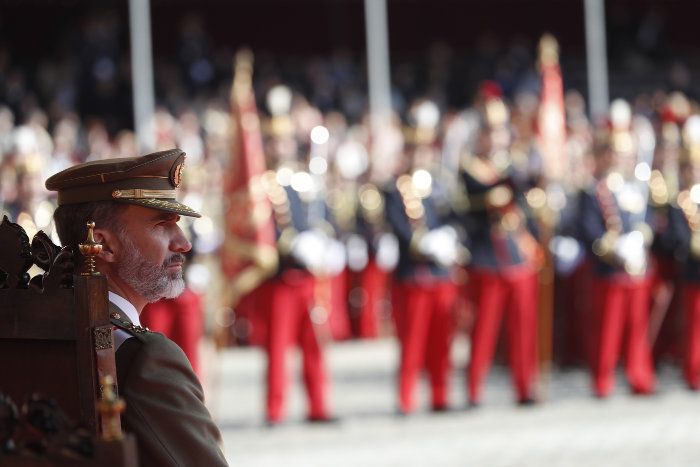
418 226 459 267
549 235 584 275
375 232 399 272
614 230 647 275
323 238 347 276
291 230 326 273
346 234 369 272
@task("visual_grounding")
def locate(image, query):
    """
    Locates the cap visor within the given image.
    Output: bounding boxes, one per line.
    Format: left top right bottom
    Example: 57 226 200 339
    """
116 198 202 218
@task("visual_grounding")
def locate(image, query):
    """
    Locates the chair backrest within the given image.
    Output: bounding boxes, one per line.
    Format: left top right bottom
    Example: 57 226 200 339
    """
0 215 137 465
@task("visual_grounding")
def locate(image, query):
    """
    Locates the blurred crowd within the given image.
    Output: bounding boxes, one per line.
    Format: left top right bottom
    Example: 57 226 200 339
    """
4 8 700 422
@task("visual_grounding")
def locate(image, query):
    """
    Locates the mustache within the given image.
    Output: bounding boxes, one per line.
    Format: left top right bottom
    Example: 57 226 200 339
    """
163 253 186 268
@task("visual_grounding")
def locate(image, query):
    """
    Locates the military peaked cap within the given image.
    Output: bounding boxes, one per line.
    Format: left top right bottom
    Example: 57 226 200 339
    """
45 149 201 218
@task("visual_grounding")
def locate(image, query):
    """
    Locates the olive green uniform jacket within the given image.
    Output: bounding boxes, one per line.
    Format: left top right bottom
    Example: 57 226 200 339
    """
110 302 228 466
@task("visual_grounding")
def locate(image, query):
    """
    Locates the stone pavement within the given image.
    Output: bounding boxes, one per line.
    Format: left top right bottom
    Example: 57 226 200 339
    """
208 337 700 467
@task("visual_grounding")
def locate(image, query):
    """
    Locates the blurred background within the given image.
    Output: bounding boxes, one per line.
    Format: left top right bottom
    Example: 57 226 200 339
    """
2 0 700 465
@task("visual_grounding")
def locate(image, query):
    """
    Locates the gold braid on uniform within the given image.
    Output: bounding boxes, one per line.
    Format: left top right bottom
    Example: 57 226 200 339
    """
466 158 542 266
260 170 297 256
358 183 386 228
677 189 700 258
396 174 431 258
328 186 358 234
592 178 623 262
649 169 670 207
489 186 543 269
110 312 151 334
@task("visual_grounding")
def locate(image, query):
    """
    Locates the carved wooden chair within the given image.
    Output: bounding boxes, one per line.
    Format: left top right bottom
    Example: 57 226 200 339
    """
0 216 137 466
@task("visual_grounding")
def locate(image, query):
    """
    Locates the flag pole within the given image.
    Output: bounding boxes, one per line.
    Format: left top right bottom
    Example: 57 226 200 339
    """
535 34 568 400
364 0 392 153
128 0 156 152
584 0 609 120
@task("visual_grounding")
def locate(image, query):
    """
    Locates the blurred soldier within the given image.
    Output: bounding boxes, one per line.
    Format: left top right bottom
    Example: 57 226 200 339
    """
667 115 700 390
305 114 351 342
328 130 373 338
355 180 399 338
648 95 688 362
576 100 656 398
331 124 399 338
257 85 340 425
460 98 542 406
384 99 463 414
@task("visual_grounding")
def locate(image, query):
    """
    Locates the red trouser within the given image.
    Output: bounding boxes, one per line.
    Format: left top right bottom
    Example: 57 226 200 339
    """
591 276 655 397
141 288 203 377
261 272 328 422
393 280 458 413
234 285 268 347
358 259 390 338
467 267 539 403
682 285 700 389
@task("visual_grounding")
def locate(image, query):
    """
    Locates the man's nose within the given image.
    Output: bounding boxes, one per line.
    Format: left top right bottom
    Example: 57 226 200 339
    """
172 226 192 253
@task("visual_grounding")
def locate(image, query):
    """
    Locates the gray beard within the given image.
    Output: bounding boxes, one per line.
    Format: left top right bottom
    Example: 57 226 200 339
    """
116 233 186 303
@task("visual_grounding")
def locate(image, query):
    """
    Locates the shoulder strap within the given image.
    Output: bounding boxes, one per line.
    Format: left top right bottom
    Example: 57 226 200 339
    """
109 302 150 342
594 178 622 233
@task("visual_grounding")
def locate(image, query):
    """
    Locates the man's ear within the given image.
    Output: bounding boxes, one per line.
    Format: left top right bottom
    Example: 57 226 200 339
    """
93 228 119 263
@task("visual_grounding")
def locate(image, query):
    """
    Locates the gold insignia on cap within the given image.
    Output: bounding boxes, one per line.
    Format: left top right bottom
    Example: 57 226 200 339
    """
172 162 184 188
112 189 177 199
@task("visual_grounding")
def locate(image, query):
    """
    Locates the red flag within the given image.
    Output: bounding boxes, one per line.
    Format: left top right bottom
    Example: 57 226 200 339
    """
220 50 278 310
537 34 567 183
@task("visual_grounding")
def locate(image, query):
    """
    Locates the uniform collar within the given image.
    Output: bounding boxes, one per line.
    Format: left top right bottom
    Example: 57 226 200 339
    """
108 291 142 327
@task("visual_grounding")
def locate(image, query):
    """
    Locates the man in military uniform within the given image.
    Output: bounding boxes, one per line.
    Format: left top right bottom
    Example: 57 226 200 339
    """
666 114 700 390
329 133 398 339
648 101 685 363
355 181 399 338
576 107 656 398
384 99 462 414
460 101 542 406
258 166 337 425
256 86 341 424
46 149 228 466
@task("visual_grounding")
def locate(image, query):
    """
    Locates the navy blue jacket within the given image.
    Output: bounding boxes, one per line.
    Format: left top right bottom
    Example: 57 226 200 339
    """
383 180 452 282
576 181 651 277
666 203 700 283
274 185 311 274
460 167 538 270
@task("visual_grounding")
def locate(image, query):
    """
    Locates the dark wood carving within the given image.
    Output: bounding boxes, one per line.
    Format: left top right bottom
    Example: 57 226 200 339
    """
0 392 138 466
0 216 74 291
30 230 61 272
0 216 33 289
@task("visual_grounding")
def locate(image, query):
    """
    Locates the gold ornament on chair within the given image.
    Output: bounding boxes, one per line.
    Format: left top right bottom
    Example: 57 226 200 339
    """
79 221 102 276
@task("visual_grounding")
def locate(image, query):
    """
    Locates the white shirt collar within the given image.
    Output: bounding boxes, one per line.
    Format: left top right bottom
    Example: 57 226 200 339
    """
108 291 142 326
